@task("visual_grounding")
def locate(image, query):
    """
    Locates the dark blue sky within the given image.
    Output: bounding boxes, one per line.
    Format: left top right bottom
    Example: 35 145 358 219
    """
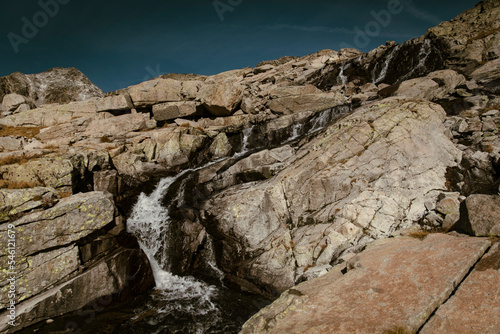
1 0 477 92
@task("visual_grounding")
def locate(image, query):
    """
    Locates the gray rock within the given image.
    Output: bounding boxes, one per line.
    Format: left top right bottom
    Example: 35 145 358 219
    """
267 92 346 115
453 194 500 236
0 248 154 332
204 98 461 293
94 94 134 113
152 101 200 121
127 78 183 108
199 81 244 116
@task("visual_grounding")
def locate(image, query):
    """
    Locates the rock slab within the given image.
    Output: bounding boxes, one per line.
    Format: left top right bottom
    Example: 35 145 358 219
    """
421 242 500 334
241 234 490 334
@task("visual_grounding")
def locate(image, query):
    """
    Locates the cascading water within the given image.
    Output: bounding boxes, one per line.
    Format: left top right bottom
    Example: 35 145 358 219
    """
38 105 353 334
127 172 221 332
400 39 432 82
338 62 349 86
372 44 402 84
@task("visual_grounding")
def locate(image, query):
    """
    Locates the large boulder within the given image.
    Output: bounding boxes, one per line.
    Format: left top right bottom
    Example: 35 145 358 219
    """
0 187 59 222
1 93 31 115
127 78 183 108
267 92 347 115
0 248 153 332
0 156 75 192
94 94 134 113
453 194 500 236
199 81 244 116
84 113 148 137
241 234 491 334
203 97 461 295
0 101 98 128
152 101 201 121
470 58 500 94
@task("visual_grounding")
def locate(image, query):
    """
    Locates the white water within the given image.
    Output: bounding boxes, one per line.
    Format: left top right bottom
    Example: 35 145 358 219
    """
338 62 349 86
241 125 254 153
373 44 402 84
205 235 225 283
400 39 432 81
125 106 351 330
127 172 219 318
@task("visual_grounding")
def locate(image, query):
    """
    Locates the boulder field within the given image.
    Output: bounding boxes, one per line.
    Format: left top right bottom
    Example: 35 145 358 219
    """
0 0 499 332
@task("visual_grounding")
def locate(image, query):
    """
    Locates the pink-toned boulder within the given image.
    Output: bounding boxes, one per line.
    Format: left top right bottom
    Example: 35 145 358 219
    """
421 242 500 334
241 234 490 334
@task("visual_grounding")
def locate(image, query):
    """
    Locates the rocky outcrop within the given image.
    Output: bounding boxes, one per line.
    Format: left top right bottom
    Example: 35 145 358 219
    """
202 97 461 295
0 0 498 331
241 234 492 334
0 68 104 108
0 191 154 332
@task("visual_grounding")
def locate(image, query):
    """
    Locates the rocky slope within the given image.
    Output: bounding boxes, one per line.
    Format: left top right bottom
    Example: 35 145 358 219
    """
0 0 499 332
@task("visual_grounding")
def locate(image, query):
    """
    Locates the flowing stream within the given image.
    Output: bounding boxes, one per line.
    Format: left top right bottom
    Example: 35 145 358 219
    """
122 105 351 333
20 105 351 334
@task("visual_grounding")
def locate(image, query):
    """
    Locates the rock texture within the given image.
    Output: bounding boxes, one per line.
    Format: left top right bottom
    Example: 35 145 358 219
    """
0 68 104 107
241 234 491 334
421 242 500 334
202 97 461 295
0 0 498 331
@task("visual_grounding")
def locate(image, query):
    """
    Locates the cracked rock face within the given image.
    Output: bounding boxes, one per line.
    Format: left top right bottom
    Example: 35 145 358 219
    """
203 97 462 295
241 234 491 334
0 67 104 107
420 242 500 334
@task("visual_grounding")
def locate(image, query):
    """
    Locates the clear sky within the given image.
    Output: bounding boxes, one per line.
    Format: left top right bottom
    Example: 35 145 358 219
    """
0 0 477 92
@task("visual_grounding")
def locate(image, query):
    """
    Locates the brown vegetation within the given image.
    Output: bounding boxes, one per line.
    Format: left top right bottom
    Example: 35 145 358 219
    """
0 126 42 139
467 27 500 44
0 153 44 167
407 227 449 240
382 326 412 334
0 180 43 189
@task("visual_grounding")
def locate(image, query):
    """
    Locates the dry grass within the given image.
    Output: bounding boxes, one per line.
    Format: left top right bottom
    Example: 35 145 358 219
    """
382 327 412 334
407 227 448 240
58 190 73 198
0 153 44 167
488 235 499 244
32 195 43 201
467 27 500 44
0 180 43 189
41 144 59 150
0 126 42 139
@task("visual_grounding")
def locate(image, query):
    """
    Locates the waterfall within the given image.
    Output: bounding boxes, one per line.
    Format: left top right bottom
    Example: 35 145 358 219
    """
338 62 349 86
127 172 219 319
124 104 352 332
205 235 225 282
400 39 432 82
240 125 254 154
373 44 401 84
310 105 351 133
